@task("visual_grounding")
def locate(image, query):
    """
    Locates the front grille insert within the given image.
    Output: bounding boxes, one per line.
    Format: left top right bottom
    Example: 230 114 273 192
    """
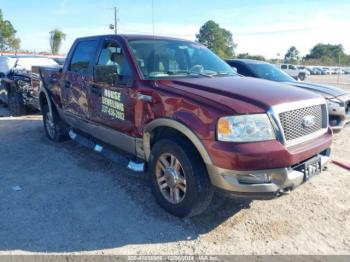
279 105 324 142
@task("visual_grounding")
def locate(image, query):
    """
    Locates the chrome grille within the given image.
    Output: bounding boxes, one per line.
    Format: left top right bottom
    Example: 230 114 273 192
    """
279 105 324 142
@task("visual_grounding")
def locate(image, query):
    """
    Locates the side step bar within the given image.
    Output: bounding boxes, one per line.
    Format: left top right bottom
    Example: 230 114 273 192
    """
68 129 145 172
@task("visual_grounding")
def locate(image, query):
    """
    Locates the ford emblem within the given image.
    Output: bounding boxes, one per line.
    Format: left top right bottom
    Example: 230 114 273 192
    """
302 115 316 128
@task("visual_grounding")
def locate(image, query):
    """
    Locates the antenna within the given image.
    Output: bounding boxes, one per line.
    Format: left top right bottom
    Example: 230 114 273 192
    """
151 0 156 80
151 0 155 36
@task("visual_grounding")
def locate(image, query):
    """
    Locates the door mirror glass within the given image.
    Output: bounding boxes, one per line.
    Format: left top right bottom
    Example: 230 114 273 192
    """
94 65 118 85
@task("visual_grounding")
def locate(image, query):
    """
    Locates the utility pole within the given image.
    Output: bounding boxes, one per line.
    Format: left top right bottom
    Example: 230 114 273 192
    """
114 7 118 34
337 52 340 85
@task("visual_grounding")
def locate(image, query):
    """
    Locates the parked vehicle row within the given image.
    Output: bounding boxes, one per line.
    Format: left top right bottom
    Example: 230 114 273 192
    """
276 64 350 78
306 66 350 75
226 59 350 132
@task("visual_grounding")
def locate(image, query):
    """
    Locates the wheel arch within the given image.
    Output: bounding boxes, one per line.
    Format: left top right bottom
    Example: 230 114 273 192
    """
143 118 213 165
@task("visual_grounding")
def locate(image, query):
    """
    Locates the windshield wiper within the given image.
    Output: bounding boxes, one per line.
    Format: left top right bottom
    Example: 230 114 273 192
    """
167 70 213 78
189 71 213 78
211 71 238 77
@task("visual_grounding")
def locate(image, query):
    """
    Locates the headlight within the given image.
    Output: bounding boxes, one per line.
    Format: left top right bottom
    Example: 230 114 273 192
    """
217 114 276 142
326 98 343 108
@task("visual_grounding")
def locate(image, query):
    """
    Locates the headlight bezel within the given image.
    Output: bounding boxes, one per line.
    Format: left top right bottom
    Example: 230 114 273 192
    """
217 113 276 143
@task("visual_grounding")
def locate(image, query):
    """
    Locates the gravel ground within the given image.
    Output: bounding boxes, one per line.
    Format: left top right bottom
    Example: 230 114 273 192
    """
308 74 350 91
0 97 350 255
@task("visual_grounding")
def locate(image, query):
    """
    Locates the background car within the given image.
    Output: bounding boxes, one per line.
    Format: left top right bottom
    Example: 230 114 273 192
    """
322 67 332 75
279 63 306 80
225 59 350 132
0 55 59 115
52 57 66 65
310 67 323 75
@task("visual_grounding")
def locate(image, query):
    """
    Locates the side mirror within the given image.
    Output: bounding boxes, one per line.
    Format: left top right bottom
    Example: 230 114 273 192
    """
94 65 118 85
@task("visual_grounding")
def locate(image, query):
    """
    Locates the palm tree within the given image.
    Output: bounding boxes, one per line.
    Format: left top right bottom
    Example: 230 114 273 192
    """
49 29 66 55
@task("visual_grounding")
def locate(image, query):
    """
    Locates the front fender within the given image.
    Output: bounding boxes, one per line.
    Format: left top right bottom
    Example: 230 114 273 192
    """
143 118 213 165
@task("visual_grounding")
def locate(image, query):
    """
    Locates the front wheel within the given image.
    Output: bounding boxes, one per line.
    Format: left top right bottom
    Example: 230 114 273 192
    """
149 138 214 217
42 104 68 142
298 73 306 81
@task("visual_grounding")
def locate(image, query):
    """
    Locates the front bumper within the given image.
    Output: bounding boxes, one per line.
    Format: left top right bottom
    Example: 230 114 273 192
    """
207 149 331 199
328 94 350 132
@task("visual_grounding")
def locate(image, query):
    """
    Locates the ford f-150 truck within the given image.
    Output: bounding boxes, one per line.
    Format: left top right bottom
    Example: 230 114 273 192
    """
38 35 332 217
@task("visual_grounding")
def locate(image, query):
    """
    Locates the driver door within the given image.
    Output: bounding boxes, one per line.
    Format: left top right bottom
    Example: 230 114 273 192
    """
88 38 136 137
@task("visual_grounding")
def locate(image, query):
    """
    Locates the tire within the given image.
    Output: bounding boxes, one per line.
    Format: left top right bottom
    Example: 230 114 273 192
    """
8 89 27 116
149 138 214 217
42 104 68 142
298 73 306 81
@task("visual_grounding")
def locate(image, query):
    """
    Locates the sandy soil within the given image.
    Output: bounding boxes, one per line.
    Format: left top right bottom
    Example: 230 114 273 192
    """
308 74 350 91
0 97 349 255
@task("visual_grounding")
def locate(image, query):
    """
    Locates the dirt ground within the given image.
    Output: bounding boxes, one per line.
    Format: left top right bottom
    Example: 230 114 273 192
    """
0 76 350 255
308 74 350 91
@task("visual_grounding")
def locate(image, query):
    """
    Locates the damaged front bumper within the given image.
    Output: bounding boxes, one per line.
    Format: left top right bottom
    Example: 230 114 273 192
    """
206 149 331 199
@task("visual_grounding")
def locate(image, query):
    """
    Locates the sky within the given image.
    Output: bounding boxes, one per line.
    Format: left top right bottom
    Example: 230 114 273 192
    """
1 0 350 58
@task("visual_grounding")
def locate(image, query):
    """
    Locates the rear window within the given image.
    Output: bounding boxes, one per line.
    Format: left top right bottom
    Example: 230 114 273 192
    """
69 40 98 73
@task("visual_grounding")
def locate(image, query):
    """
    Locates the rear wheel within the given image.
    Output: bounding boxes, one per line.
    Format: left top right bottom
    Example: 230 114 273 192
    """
42 104 68 142
149 138 214 217
8 89 27 116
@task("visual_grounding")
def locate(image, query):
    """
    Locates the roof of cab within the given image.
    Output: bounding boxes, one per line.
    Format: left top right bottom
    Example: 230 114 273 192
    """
75 34 194 42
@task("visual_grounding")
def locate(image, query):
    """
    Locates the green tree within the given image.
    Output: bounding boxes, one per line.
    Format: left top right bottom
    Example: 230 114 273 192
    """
304 43 348 66
284 46 300 64
0 9 20 51
196 20 236 59
236 53 266 61
49 29 66 55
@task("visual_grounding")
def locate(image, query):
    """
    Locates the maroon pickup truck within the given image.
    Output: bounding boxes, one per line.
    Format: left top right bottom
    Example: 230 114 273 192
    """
38 35 332 217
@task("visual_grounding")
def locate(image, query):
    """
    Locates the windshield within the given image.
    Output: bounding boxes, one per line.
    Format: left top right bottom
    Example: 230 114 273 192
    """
247 62 295 82
127 39 236 79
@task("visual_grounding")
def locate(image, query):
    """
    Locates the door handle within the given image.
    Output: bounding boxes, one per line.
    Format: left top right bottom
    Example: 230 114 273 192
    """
136 92 152 102
64 81 72 88
90 85 102 96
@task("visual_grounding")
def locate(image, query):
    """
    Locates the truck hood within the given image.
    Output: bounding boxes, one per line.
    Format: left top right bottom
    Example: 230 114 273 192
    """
284 81 348 98
160 76 321 113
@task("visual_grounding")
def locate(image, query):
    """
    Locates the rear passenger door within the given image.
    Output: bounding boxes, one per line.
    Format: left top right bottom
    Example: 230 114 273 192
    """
62 39 99 120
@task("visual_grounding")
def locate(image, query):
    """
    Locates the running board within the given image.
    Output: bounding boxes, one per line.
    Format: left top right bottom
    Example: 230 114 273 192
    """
68 129 145 172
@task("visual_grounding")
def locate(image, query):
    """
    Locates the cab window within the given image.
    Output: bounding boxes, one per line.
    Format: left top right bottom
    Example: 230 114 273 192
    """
94 40 133 85
69 40 98 73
